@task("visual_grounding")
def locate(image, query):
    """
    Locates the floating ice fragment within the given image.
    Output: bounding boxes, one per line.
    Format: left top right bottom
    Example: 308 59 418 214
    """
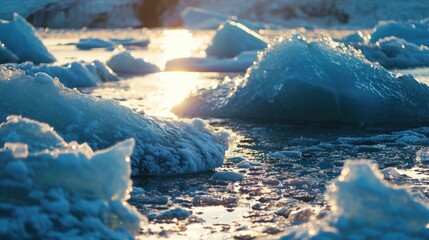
206 20 267 58
211 171 244 182
107 51 160 74
7 60 118 88
0 13 55 64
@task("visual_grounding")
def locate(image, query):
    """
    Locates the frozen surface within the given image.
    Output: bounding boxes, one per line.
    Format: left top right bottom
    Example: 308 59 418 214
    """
0 67 230 176
282 160 429 239
107 51 160 74
6 60 118 88
174 34 429 123
165 51 257 72
0 14 55 64
0 115 143 239
206 21 267 59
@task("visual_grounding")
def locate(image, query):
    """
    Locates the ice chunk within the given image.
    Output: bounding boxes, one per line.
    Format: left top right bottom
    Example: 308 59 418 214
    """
0 42 18 64
282 160 429 239
370 19 429 47
165 51 257 72
0 13 55 64
110 38 150 48
0 67 230 176
353 37 429 69
6 60 118 88
107 51 160 74
174 35 429 123
76 38 115 50
0 115 143 239
211 171 244 182
206 20 267 58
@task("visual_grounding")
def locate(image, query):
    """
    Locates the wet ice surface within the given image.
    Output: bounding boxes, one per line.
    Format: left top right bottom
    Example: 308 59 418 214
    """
44 29 429 239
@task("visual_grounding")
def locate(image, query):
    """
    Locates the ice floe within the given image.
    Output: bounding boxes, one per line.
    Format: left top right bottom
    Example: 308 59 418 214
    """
0 67 231 176
6 60 118 88
0 115 143 239
206 21 267 59
282 160 429 239
76 38 150 51
107 51 160 75
174 34 429 123
0 13 55 64
165 51 257 72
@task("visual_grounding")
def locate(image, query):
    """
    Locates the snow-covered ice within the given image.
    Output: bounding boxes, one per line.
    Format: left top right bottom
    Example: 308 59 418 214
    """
0 13 55 64
0 67 231 176
282 160 429 239
107 51 160 75
6 60 118 88
0 115 143 239
206 21 267 59
165 51 257 72
174 34 429 123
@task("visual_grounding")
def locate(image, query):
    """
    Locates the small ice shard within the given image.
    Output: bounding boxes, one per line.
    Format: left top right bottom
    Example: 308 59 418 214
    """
206 20 267 58
107 51 160 74
0 13 55 64
211 171 244 182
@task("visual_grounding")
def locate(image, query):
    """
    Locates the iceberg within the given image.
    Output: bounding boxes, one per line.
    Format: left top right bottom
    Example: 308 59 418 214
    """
0 67 230 176
174 35 429 123
206 20 268 59
106 51 160 75
165 51 257 72
0 115 143 239
0 13 55 64
282 160 429 239
6 60 118 88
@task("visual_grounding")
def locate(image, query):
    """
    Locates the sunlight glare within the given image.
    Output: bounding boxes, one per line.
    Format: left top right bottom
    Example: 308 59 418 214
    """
161 29 198 66
151 72 199 118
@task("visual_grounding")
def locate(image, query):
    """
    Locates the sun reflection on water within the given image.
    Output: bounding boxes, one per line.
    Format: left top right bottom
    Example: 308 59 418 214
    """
161 29 200 67
149 72 200 118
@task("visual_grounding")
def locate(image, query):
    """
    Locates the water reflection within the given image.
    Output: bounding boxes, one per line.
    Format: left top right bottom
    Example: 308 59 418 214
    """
161 29 200 67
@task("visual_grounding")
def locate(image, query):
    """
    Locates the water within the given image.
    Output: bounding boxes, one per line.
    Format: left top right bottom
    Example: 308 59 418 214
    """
43 28 429 239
